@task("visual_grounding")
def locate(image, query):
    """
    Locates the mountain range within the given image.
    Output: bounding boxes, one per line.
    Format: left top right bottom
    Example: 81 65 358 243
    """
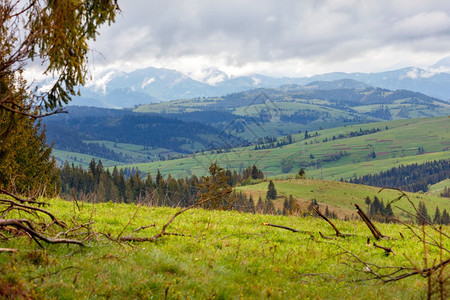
40 57 450 108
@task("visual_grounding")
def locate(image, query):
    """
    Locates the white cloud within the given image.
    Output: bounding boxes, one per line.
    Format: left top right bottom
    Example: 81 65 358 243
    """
27 0 450 82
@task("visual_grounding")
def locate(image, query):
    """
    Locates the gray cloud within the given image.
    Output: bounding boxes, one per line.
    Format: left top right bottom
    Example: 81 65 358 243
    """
88 0 450 77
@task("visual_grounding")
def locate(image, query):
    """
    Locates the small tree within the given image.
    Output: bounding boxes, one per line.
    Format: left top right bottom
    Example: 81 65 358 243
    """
433 206 442 224
196 162 233 210
441 209 450 225
417 201 431 224
266 180 277 200
298 168 306 179
365 196 372 213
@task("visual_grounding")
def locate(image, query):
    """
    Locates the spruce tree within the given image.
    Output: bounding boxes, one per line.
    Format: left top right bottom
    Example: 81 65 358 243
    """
433 207 442 224
417 201 431 224
266 180 277 200
441 209 450 225
298 168 306 179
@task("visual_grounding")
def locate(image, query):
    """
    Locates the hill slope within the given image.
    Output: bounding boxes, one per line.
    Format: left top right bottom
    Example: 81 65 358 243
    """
116 117 450 180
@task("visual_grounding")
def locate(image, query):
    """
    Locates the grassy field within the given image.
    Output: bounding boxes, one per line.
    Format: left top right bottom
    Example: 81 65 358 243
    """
1 197 449 299
117 117 449 179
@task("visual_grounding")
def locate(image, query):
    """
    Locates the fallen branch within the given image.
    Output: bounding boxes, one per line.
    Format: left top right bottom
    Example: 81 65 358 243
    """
0 188 48 206
0 219 84 246
319 231 334 240
0 198 66 228
312 205 342 237
355 204 386 240
55 221 95 239
0 248 18 253
384 258 450 282
373 242 396 256
262 223 300 233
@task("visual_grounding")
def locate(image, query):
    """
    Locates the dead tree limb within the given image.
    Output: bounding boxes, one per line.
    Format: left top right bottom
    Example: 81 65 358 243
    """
0 248 18 253
319 231 334 240
0 198 66 228
262 223 301 233
373 242 396 256
355 204 386 240
0 188 48 206
312 205 342 237
384 259 450 282
0 219 84 246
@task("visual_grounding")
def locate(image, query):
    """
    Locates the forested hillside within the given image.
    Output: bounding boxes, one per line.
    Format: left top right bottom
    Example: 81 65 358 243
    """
349 160 450 192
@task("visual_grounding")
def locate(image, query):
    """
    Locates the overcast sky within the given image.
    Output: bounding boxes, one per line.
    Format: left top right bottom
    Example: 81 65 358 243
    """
86 0 450 80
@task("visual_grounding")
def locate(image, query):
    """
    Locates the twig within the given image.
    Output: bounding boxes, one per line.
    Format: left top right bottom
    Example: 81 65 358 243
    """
55 221 95 239
0 248 18 253
117 204 142 240
128 224 156 237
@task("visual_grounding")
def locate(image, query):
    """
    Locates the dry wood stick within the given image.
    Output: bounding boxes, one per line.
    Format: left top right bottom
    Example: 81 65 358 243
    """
312 205 341 237
0 188 48 206
0 199 66 228
262 223 300 232
355 204 383 240
373 242 396 256
0 248 18 253
319 231 334 240
0 219 84 246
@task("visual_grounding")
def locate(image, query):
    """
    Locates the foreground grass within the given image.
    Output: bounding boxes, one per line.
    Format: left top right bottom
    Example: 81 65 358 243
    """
1 198 449 299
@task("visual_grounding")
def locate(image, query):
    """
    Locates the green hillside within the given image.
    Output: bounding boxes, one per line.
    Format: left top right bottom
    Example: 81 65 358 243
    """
1 197 448 298
235 178 450 220
119 117 449 180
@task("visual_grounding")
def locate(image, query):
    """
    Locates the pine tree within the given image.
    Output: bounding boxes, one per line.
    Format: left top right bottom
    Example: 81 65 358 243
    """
156 169 164 189
441 209 450 225
417 201 431 224
298 168 306 179
266 180 277 200
0 103 59 196
251 165 259 180
365 196 372 213
248 195 255 213
256 196 264 213
433 206 442 224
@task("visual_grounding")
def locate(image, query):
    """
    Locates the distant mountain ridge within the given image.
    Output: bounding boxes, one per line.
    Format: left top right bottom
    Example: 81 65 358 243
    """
46 58 450 108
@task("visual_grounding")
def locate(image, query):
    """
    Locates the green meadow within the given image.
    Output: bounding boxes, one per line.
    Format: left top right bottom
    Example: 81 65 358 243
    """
1 197 448 299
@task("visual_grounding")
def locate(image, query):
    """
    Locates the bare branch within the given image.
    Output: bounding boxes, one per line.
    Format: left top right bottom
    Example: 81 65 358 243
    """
312 205 343 237
0 219 83 246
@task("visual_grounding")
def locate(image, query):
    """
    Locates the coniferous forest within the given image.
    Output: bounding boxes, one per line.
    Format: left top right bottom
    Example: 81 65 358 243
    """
349 160 449 192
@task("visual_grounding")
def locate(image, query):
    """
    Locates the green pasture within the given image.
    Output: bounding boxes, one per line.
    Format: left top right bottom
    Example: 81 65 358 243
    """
1 198 448 299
